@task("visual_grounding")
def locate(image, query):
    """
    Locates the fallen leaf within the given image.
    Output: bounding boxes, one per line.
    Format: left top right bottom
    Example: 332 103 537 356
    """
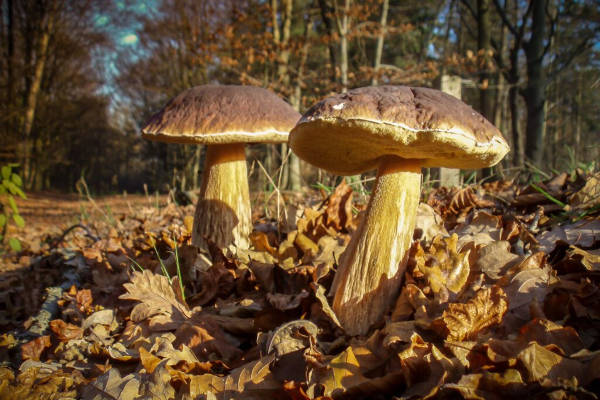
518 342 584 384
119 269 191 331
453 211 503 249
50 319 83 341
443 369 526 400
432 286 508 341
21 335 51 361
312 346 367 397
81 368 141 400
537 219 600 253
475 241 520 281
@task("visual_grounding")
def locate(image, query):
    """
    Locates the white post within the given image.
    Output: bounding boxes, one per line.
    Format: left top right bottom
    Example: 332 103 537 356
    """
438 75 462 187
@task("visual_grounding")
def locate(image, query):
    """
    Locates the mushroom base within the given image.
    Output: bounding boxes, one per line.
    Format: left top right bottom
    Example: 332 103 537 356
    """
331 157 421 336
192 143 251 252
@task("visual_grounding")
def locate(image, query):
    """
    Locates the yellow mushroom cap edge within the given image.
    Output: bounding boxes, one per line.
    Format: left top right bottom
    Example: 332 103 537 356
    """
289 86 510 175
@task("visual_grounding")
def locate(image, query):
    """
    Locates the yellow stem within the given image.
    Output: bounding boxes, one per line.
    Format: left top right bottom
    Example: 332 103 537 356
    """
332 157 422 335
192 143 251 251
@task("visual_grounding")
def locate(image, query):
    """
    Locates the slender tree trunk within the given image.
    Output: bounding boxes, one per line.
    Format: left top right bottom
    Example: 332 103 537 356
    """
22 1 56 187
522 0 546 165
477 0 495 177
288 16 314 191
339 0 350 92
371 0 389 85
318 0 338 83
574 73 582 164
7 0 15 130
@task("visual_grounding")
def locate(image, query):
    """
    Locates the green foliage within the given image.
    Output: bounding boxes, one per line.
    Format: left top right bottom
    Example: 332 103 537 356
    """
0 164 26 252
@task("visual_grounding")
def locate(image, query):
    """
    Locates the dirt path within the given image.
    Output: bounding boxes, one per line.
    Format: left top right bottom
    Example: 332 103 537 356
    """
15 191 168 230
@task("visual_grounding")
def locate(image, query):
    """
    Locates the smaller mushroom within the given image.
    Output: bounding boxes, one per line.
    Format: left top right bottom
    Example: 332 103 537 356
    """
290 86 509 335
142 85 300 251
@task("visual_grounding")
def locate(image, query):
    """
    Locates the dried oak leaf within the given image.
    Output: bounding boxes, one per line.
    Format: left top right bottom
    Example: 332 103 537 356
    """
432 286 508 341
21 335 51 361
50 319 83 341
1 362 85 400
119 269 191 331
82 368 141 400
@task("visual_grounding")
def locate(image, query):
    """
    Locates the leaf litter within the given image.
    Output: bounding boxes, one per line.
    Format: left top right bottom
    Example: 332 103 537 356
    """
0 172 599 399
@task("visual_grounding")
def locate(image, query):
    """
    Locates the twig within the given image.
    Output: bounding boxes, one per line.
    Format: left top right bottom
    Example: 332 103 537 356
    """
52 223 100 246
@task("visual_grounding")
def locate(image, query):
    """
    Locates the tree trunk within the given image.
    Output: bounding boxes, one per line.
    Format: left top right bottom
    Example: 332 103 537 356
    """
522 0 546 165
339 0 350 92
371 0 389 85
477 0 495 177
22 1 56 187
318 0 338 83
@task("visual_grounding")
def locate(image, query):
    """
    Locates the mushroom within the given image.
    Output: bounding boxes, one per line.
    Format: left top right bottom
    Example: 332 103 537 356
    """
142 85 300 251
289 86 509 335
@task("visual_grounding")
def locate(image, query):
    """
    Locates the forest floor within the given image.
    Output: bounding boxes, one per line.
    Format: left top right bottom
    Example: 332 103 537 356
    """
0 171 599 399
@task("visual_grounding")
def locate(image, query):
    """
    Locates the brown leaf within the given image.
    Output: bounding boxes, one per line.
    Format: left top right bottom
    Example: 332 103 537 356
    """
324 179 354 232
519 318 584 356
517 342 584 384
119 269 191 331
250 231 278 255
191 261 235 306
537 219 600 253
265 319 319 358
82 368 141 400
565 246 600 271
500 253 553 321
443 369 527 400
266 290 309 311
139 346 162 374
453 211 503 248
21 335 51 361
568 172 600 210
50 319 83 341
414 234 471 298
414 203 448 241
433 286 508 341
311 346 368 397
173 319 242 362
75 289 93 313
475 241 520 281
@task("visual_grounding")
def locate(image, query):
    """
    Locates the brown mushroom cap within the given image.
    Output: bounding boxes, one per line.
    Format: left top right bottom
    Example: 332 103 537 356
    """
290 86 509 175
142 85 300 144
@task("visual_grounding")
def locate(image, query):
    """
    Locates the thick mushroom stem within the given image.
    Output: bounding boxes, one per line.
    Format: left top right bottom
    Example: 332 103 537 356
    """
332 156 422 335
192 143 251 251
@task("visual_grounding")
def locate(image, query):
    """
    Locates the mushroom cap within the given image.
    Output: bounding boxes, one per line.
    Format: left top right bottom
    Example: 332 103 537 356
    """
289 86 509 175
142 85 301 144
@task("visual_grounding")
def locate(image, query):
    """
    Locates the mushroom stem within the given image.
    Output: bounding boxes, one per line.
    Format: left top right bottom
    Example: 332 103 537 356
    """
192 143 251 251
332 156 422 335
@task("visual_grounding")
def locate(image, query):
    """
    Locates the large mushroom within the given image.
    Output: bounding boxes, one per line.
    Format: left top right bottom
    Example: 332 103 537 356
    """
142 85 300 251
289 86 509 335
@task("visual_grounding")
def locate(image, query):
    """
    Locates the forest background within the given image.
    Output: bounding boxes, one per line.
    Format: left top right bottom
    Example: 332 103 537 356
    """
1 0 599 195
